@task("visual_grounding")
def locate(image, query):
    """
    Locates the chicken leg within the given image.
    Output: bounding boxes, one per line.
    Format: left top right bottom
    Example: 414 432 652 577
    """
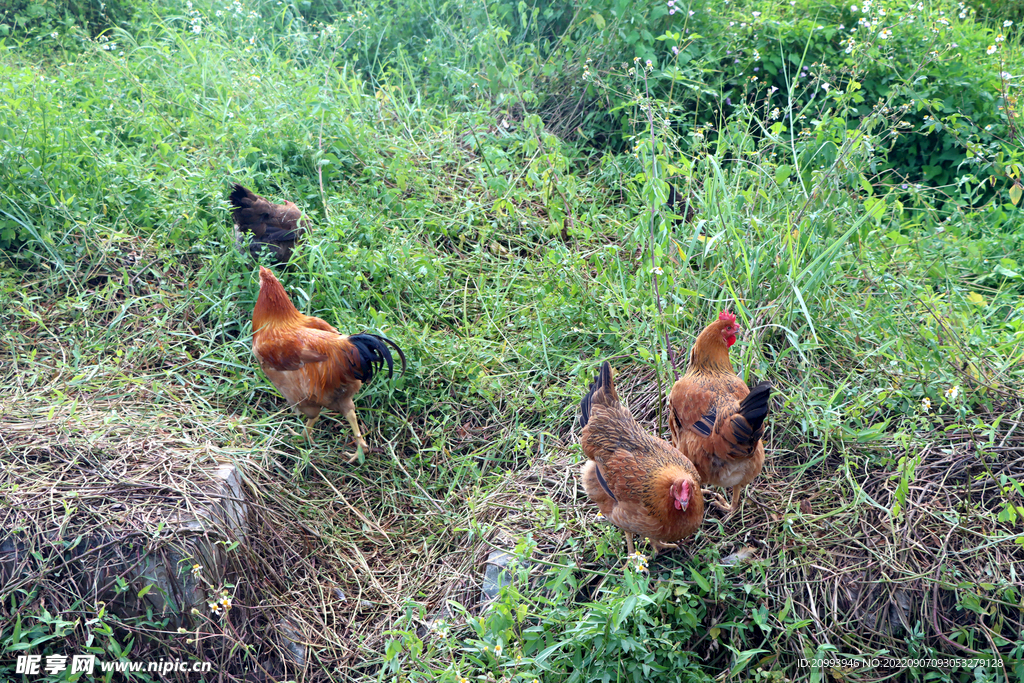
303 415 320 444
343 407 368 463
624 531 636 556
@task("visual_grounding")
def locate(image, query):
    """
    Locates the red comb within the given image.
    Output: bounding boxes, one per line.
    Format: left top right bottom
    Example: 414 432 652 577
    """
719 310 736 324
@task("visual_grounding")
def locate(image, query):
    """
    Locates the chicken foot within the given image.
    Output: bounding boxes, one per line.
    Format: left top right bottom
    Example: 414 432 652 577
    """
649 539 679 557
624 532 678 559
703 486 743 516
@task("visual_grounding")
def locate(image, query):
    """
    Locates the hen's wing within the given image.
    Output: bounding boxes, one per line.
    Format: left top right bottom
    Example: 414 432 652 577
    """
254 327 362 405
669 375 769 459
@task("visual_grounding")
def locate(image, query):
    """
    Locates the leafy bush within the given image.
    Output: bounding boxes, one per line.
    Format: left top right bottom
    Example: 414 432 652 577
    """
276 0 1023 209
1 0 141 43
970 0 1024 26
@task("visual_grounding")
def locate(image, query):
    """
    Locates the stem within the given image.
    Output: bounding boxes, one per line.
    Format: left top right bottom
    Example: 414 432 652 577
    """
642 70 681 381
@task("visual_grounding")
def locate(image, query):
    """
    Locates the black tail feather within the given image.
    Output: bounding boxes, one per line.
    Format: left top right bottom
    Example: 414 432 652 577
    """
229 184 253 212
348 333 406 384
579 361 618 430
733 381 772 444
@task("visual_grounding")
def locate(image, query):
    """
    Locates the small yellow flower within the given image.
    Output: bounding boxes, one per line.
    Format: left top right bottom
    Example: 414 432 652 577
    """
190 564 202 578
494 644 504 657
987 44 997 55
944 386 960 402
920 397 931 413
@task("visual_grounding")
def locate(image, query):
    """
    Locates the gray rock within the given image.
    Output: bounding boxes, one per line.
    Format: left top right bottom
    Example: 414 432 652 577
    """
481 550 517 601
278 617 306 667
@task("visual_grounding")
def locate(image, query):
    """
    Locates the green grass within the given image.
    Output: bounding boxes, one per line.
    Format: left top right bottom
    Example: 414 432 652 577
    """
1 0 1024 681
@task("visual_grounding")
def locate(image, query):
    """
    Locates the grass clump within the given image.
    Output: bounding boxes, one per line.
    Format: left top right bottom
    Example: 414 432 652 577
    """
1 0 1023 681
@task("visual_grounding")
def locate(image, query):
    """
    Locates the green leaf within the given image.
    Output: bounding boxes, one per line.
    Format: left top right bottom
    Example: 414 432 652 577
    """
993 264 1020 279
885 230 910 246
616 595 638 629
864 198 886 221
729 648 769 675
591 12 605 29
690 567 712 593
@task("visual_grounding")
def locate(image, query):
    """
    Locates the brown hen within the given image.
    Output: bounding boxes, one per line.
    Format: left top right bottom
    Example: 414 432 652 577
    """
580 361 704 556
230 184 306 265
668 311 772 515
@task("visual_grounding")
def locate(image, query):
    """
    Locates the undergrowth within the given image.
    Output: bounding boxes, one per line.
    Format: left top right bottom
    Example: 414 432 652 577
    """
1 0 1023 681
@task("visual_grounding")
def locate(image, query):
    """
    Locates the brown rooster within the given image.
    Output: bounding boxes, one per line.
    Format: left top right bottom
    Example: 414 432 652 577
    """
668 311 772 515
252 266 406 462
230 184 306 265
580 361 704 556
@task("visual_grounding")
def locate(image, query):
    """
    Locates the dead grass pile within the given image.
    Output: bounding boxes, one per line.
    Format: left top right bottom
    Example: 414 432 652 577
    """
0 397 577 682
